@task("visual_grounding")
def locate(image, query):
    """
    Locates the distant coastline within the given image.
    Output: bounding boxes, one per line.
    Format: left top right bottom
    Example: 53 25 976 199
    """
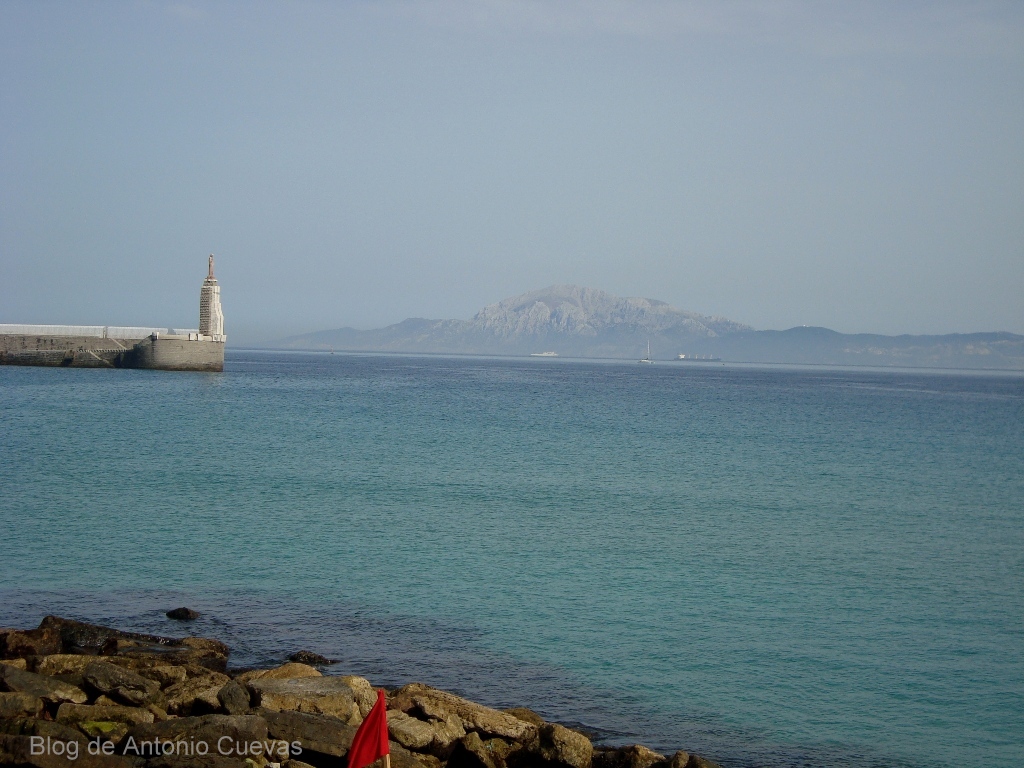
269 285 1024 371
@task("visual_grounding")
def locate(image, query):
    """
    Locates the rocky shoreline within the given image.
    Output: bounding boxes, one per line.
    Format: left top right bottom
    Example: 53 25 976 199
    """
1 616 723 768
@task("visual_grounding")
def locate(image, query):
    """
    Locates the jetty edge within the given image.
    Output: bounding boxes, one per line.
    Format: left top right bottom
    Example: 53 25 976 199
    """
0 255 226 373
0 616 723 768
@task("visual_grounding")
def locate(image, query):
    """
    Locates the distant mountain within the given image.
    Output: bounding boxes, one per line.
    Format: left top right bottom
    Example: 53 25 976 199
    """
277 285 750 358
711 326 1024 369
274 285 1024 370
472 285 749 338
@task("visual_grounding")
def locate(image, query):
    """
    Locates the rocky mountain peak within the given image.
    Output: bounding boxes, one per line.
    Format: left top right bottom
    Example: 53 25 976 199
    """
471 285 749 338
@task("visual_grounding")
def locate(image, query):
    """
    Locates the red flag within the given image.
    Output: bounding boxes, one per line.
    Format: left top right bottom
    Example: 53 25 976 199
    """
348 689 390 768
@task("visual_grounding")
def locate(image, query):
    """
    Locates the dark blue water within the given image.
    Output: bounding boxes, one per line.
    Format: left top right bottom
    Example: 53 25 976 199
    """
1 353 1021 768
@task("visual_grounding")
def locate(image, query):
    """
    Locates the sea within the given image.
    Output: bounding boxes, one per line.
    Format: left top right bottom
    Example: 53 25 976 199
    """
1 352 1021 768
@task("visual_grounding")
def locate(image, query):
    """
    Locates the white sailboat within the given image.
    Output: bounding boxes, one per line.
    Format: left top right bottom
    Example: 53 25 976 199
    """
639 340 655 364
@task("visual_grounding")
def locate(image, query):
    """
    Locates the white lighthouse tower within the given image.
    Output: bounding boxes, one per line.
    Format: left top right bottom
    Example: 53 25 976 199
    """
199 254 225 341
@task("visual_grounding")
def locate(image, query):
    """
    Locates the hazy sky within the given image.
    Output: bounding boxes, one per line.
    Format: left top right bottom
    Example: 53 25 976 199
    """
2 1 1022 343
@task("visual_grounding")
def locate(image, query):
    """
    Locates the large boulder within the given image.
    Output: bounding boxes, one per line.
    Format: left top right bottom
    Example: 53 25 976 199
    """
116 637 229 674
288 651 335 666
0 625 62 659
534 723 592 768
138 664 188 689
391 684 537 742
385 708 467 757
685 756 722 768
82 661 163 707
144 755 249 768
248 676 360 722
448 733 525 768
261 710 426 768
261 709 357 758
0 663 88 705
162 672 231 716
339 675 378 719
0 692 44 719
0 717 101 764
593 745 665 768
387 709 437 750
504 708 545 727
119 714 269 759
235 662 322 685
3 616 231 673
651 751 690 768
0 733 140 768
0 717 88 743
34 654 96 677
448 732 501 768
35 616 180 655
165 608 200 621
56 703 155 727
216 680 251 716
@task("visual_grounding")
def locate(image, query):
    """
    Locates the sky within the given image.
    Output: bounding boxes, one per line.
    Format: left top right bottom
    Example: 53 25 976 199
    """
2 1 1022 344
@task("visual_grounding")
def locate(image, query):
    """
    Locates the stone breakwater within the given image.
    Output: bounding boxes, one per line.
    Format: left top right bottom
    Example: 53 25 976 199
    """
0 616 724 768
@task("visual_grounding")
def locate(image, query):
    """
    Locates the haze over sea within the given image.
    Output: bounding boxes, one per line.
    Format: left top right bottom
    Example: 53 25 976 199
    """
1 352 1021 768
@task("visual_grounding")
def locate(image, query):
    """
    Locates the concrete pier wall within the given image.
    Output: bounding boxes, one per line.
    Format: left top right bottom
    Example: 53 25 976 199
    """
0 334 224 372
127 336 225 372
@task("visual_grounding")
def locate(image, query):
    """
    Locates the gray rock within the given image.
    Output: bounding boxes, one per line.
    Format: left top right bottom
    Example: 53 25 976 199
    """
0 692 44 719
391 683 537 742
145 755 249 768
193 684 225 715
338 675 378 719
535 723 592 768
261 709 357 758
4 615 229 671
216 680 251 715
56 702 155 726
0 663 88 705
0 625 62 659
427 712 468 756
136 664 188 689
82 660 162 707
118 638 229 674
448 732 499 768
593 745 665 768
248 676 359 722
34 654 95 676
288 650 336 665
120 714 268 758
235 662 322 685
166 608 200 621
0 717 89 745
36 615 177 655
261 709 424 768
387 709 436 750
163 673 229 716
504 708 545 727
653 751 690 768
0 732 141 768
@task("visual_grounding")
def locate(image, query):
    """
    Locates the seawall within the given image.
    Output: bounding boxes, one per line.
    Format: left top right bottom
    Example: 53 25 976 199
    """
0 334 224 372
129 336 225 372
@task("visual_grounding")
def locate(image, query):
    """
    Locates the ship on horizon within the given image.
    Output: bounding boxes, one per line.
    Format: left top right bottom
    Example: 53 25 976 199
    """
678 353 721 362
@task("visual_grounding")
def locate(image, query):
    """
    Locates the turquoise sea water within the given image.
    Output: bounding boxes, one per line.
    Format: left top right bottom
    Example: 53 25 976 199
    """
1 353 1021 768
